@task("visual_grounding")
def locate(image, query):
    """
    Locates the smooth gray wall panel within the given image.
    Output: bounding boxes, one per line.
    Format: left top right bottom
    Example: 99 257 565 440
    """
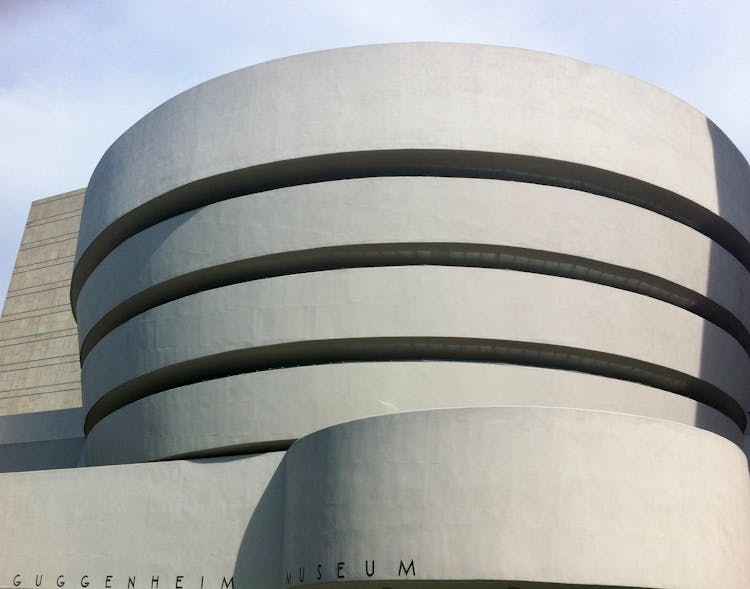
282 407 750 589
81 267 750 430
0 407 84 472
75 177 750 350
85 362 741 466
0 453 284 588
0 438 83 472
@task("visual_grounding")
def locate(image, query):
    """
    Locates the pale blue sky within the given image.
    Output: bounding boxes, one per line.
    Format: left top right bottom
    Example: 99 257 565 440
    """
1 0 748 308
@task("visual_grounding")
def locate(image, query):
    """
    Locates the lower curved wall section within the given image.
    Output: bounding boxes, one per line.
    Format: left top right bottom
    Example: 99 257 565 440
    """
85 362 742 466
0 452 286 589
3 408 749 589
282 407 750 589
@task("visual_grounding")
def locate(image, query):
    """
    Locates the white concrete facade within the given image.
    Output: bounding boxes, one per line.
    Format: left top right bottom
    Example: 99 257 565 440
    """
1 44 749 588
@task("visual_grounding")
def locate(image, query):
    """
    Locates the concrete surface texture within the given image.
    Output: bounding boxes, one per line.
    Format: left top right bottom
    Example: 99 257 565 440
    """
0 407 83 472
81 267 749 442
0 453 285 589
75 178 750 362
283 408 750 589
1 43 749 588
85 362 740 465
2 409 748 589
0 189 84 416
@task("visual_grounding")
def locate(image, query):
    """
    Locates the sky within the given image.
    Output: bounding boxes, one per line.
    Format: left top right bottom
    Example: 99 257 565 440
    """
0 0 748 310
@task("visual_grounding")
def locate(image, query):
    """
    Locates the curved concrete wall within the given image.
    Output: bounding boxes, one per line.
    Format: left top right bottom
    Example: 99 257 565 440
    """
74 43 750 477
4 409 750 589
0 453 285 589
85 362 741 466
59 43 750 588
73 43 750 294
80 267 750 440
282 407 750 589
75 177 750 358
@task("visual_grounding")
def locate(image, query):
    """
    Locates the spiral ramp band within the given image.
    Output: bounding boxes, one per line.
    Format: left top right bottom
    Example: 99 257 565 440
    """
70 44 750 587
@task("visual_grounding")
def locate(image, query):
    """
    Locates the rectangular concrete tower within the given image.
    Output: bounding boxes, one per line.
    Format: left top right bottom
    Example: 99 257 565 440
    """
0 189 84 415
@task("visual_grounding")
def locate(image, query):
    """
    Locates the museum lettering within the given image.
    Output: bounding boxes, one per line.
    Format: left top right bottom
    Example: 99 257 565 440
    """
284 558 416 585
9 575 233 589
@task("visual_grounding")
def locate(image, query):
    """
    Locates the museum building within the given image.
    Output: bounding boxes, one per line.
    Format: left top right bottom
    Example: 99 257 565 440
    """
0 43 749 589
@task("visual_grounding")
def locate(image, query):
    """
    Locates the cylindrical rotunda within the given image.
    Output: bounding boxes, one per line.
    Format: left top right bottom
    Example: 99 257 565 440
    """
71 43 750 588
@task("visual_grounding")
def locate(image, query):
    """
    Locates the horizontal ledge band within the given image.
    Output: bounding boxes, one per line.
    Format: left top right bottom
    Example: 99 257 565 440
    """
70 149 750 313
82 336 748 436
158 439 295 462
77 242 750 364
